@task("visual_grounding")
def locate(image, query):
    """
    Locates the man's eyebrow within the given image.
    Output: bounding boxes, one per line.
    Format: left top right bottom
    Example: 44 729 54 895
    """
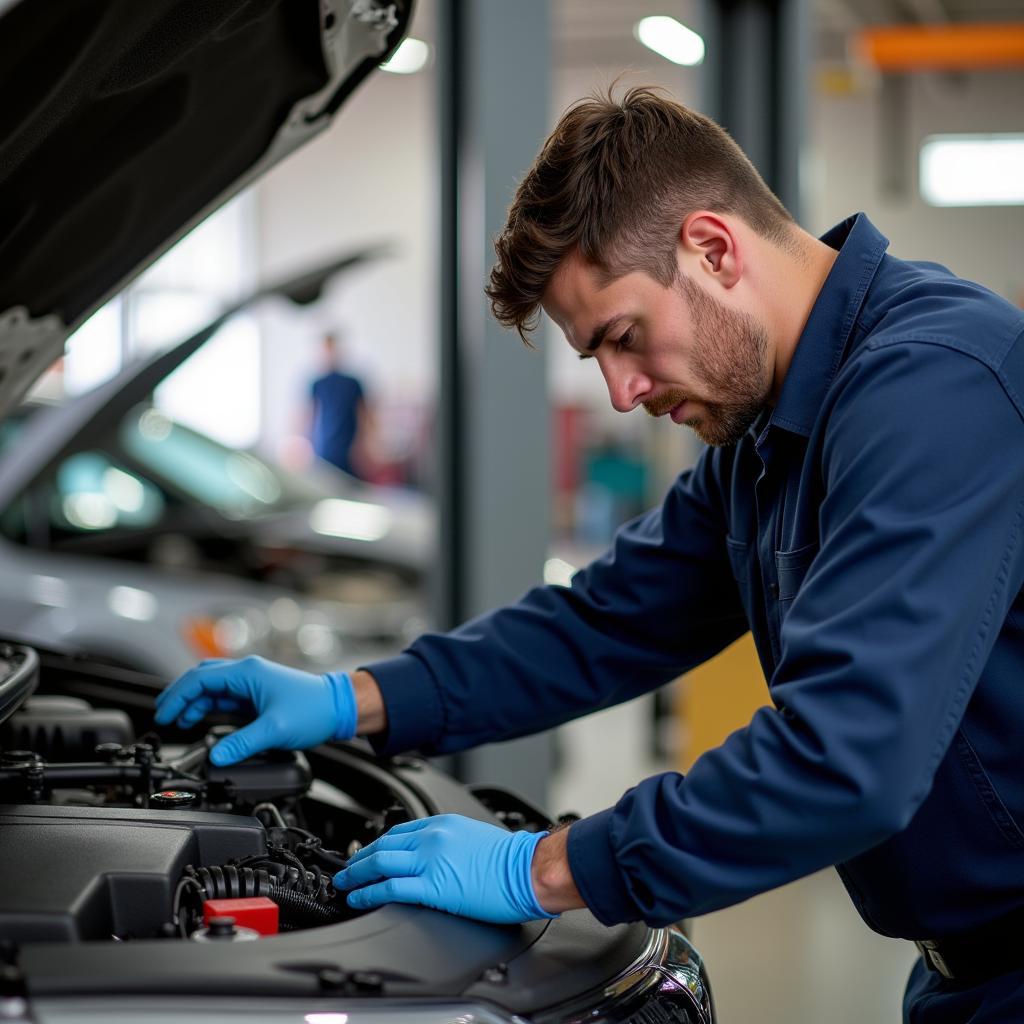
578 316 622 360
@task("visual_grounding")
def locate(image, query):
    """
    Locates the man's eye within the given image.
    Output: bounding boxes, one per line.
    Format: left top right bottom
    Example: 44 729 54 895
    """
615 328 635 352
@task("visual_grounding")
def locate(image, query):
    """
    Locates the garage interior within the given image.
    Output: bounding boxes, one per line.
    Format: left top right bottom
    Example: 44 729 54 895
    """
18 0 1024 1020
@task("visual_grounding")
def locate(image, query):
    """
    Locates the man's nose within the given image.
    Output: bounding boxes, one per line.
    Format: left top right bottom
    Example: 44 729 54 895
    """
602 364 650 413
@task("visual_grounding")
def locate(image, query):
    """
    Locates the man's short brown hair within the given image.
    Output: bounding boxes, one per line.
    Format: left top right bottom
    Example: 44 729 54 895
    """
486 85 794 343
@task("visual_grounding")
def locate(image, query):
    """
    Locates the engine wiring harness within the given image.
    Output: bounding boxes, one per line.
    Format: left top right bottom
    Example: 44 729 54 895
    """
174 824 352 937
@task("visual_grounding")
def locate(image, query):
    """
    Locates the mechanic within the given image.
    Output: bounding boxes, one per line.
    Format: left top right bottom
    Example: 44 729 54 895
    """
308 331 371 478
156 87 1024 1023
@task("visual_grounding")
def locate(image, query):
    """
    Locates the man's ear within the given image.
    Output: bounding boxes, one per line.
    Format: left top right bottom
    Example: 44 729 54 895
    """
679 212 742 289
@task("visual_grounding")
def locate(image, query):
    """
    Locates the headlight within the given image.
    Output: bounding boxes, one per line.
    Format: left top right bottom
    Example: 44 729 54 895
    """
270 601 343 667
182 606 342 668
293 613 342 665
534 926 714 1024
181 608 272 660
183 597 413 672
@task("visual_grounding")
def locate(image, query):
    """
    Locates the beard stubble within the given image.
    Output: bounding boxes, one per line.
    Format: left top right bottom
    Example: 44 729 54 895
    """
643 274 771 447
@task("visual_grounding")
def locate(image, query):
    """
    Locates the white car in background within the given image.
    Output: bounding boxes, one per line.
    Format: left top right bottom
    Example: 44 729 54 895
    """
0 255 432 679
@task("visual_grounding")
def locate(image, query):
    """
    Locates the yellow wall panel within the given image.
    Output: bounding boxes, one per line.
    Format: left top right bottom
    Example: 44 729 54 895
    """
676 633 769 771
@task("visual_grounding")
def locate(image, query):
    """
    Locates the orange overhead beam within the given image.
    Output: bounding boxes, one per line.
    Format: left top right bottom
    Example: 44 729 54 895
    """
856 22 1024 71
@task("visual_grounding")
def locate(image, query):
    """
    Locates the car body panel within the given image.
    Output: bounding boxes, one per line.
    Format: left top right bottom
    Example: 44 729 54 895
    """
0 540 405 678
31 1001 521 1024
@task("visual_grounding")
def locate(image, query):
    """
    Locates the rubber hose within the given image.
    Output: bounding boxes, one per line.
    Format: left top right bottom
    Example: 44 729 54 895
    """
270 885 347 928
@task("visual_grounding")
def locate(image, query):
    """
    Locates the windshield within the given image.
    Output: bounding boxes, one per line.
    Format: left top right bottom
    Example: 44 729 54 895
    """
119 405 336 518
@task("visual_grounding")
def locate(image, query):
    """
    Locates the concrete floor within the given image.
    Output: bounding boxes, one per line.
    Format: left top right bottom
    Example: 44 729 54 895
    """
691 870 918 1023
549 697 920 1024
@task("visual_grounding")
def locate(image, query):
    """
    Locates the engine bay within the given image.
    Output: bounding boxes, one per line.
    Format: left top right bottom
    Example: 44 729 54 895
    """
0 642 713 1024
0 641 535 947
0 735 372 944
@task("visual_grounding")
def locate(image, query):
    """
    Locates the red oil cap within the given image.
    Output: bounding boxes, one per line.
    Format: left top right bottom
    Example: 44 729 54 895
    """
202 897 279 936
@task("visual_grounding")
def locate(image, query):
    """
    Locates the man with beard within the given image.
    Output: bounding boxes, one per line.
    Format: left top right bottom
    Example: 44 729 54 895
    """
157 88 1024 1022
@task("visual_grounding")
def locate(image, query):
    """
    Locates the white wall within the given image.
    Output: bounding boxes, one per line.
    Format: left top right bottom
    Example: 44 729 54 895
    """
808 68 1024 300
252 7 438 465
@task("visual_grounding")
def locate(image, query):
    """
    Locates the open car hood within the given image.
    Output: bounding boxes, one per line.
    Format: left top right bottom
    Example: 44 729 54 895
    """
0 248 390 505
0 0 412 419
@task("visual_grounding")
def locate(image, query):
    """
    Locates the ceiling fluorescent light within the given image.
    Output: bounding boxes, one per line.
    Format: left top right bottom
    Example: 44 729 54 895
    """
634 16 705 67
920 134 1024 206
380 38 431 74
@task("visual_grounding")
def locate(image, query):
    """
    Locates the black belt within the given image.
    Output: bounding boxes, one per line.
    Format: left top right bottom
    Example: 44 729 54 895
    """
915 909 1024 985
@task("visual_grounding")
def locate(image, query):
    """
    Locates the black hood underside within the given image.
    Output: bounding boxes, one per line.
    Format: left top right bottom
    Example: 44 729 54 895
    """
1 0 327 326
0 0 409 415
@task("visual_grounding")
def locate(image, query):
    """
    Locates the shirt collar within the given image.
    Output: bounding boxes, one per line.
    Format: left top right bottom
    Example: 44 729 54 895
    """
766 213 889 439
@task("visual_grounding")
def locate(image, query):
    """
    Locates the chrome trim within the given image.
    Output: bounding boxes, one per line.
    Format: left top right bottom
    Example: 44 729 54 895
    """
533 926 714 1024
600 928 668 1003
657 927 714 1019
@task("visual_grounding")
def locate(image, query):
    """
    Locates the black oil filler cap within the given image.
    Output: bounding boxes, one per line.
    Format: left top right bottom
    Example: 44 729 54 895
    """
151 790 197 809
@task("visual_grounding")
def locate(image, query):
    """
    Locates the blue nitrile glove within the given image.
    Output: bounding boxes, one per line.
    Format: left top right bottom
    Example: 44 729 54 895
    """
333 814 558 924
154 656 357 766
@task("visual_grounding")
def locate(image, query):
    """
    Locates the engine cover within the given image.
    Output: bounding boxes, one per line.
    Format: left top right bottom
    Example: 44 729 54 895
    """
2 696 134 760
0 804 266 942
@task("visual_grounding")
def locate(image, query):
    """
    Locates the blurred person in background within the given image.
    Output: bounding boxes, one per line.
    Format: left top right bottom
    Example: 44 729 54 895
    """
308 331 373 478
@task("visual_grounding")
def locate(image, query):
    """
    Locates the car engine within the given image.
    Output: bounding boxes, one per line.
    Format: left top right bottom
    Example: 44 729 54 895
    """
0 740 366 943
0 642 436 944
0 642 715 1024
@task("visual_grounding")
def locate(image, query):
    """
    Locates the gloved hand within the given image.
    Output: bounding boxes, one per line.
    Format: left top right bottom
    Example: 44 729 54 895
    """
333 814 558 924
154 656 357 766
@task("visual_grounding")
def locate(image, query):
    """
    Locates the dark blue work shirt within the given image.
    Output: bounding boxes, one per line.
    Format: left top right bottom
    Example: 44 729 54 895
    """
367 215 1024 940
311 370 364 475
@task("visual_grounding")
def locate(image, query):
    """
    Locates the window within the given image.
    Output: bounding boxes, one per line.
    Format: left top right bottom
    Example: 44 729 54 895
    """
59 193 260 449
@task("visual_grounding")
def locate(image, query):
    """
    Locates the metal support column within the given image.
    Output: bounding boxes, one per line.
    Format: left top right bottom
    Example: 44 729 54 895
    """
700 0 809 220
436 0 554 808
